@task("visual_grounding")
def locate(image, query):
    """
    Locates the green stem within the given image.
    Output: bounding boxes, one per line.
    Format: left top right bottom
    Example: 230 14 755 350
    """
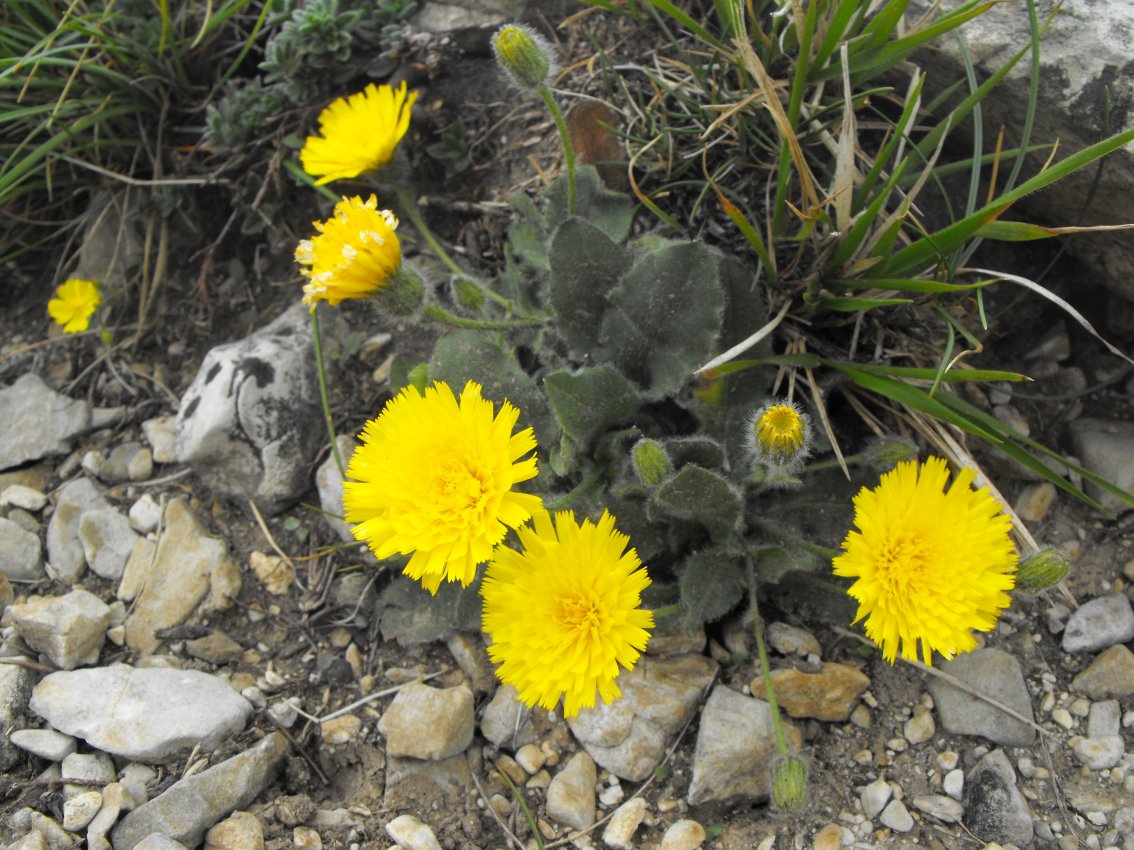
310 308 345 478
423 304 546 330
538 84 575 216
650 603 681 619
545 467 604 512
747 557 790 756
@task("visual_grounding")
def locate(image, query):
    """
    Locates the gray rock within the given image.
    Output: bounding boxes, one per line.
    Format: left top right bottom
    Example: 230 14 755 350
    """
912 794 964 823
62 791 103 832
1088 699 1122 738
91 442 151 483
30 663 252 761
911 2 1134 306
7 589 110 669
1062 593 1134 653
1072 735 1126 770
963 748 1034 846
686 685 801 806
315 435 356 544
377 682 474 760
62 751 116 796
46 477 110 583
480 684 546 748
545 751 596 831
175 302 339 515
8 807 75 850
142 416 178 465
1067 419 1134 514
1 485 47 512
568 654 718 781
9 728 78 762
1072 644 1134 698
87 782 133 850
658 819 706 850
385 814 442 850
118 498 241 655
445 632 496 693
0 517 44 581
859 777 892 818
928 648 1036 746
79 508 140 580
0 662 34 770
0 373 92 469
602 797 647 850
766 621 821 657
110 731 287 850
879 799 914 832
128 494 163 534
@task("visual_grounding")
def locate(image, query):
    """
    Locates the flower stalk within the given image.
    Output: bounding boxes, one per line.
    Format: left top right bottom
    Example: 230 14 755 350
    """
310 308 345 478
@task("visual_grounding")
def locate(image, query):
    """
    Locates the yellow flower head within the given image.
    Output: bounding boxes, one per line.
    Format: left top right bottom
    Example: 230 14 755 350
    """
492 24 555 91
300 81 417 185
748 400 811 467
344 380 542 594
295 195 401 309
833 457 1018 665
482 509 654 717
47 278 101 334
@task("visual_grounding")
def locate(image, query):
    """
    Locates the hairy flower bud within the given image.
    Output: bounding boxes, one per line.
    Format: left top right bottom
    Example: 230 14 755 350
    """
492 24 556 91
771 754 809 812
632 439 671 488
746 400 811 470
1015 547 1071 594
374 263 425 317
861 436 919 472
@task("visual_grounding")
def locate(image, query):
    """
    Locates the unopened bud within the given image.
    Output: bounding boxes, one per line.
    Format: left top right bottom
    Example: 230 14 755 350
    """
492 24 556 92
747 400 811 470
632 439 671 488
1015 547 1071 594
453 277 485 313
375 263 425 317
861 436 919 472
771 754 809 812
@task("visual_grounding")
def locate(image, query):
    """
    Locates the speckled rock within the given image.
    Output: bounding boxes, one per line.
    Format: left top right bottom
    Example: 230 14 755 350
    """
7 589 110 669
1061 593 1134 653
0 663 34 770
545 751 596 831
602 796 646 850
963 748 1033 846
749 661 869 722
377 682 474 760
0 517 43 581
1072 644 1134 698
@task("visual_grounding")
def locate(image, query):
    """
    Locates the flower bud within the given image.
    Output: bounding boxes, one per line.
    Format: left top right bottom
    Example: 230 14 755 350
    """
746 400 811 470
374 263 425 317
453 277 485 313
1015 547 1071 594
771 754 809 812
861 436 919 472
492 24 556 92
632 439 671 488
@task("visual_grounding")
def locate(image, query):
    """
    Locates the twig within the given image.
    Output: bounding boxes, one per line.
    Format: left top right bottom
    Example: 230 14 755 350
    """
316 668 451 723
247 499 299 582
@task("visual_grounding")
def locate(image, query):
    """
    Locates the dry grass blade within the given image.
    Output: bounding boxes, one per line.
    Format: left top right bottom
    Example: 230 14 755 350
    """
832 43 857 233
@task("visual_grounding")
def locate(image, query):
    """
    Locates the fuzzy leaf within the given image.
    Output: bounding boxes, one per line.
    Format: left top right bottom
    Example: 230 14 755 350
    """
549 217 632 354
598 241 725 400
679 547 745 625
765 572 859 627
544 365 641 447
652 464 741 543
508 191 550 271
545 166 636 242
664 435 726 470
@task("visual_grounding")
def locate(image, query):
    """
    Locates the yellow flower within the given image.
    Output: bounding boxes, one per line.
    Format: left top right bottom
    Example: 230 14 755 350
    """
295 195 401 308
300 81 417 185
482 509 654 717
748 400 810 467
833 457 1018 665
344 380 542 594
47 278 101 334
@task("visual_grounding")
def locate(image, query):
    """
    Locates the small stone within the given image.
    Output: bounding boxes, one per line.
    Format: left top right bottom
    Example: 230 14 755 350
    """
879 799 914 832
184 630 244 665
63 791 103 831
515 743 546 774
314 435 356 544
0 517 44 581
658 818 706 850
904 706 935 745
860 777 892 818
602 796 646 850
445 632 496 693
248 551 293 596
929 649 1036 747
912 793 964 823
9 729 78 762
126 447 153 481
749 662 870 722
1 485 47 512
141 416 177 465
79 508 139 580
320 714 361 745
86 783 132 850
62 751 116 796
377 682 474 760
1062 594 1134 653
943 769 964 800
291 827 321 850
1015 482 1056 523
766 622 821 657
480 684 542 748
811 823 847 850
385 814 443 850
599 783 624 807
1072 645 1134 698
546 751 597 830
0 373 93 468
1052 707 1075 729
1088 700 1121 737
203 810 264 850
127 495 162 534
1072 736 1126 770
849 704 871 728
7 589 110 670
964 749 1034 846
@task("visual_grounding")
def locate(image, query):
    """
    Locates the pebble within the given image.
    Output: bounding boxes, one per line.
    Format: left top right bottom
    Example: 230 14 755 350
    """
879 799 914 832
30 664 253 760
0 663 33 770
928 649 1036 746
964 749 1034 846
860 777 893 818
248 551 293 596
78 508 139 580
203 810 263 850
1015 482 1056 523
292 827 321 850
8 807 74 850
9 728 78 762
750 662 870 723
321 714 361 745
184 630 244 665
62 791 103 831
87 782 133 850
1072 736 1126 770
599 782 625 807
1062 594 1134 653
1 485 47 512
515 743 546 774
904 705 935 745
377 682 473 760
546 751 597 830
119 763 155 808
127 495 162 534
385 813 443 850
141 416 177 464
0 517 44 580
912 794 964 823
46 477 110 582
811 823 848 850
602 796 646 850
7 589 110 669
444 632 496 693
133 835 189 850
766 622 821 657
1052 707 1075 729
659 818 706 850
61 751 116 796
1088 700 1121 737
943 769 964 800
0 373 93 468
1072 645 1134 698
1066 418 1134 514
849 704 871 728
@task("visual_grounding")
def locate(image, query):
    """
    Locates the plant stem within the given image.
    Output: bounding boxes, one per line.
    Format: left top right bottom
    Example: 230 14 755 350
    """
747 556 790 756
310 308 345 478
423 304 546 330
538 84 576 215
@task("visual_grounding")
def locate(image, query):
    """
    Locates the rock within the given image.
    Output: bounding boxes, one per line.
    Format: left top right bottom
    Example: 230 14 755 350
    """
118 498 241 655
384 754 471 803
87 782 133 850
63 790 103 831
6 831 49 850
943 769 964 800
1015 482 1056 523
0 373 92 469
377 682 474 760
128 495 163 534
928 648 1036 746
8 588 110 669
812 823 849 850
749 662 869 722
644 618 706 656
203 810 264 850
291 827 321 850
248 551 293 596
445 632 496 693
1062 593 1134 653
94 442 152 483
766 622 821 657
45 477 109 583
546 751 597 830
0 662 33 769
568 654 718 781
879 799 914 832
8 807 74 850
9 728 78 761
686 685 801 806
184 631 244 666
860 777 892 818
62 751 116 795
514 744 545 775
120 763 157 808
0 572 11 610
1067 420 1134 513
385 814 443 850
659 819 705 850
904 705 936 745
1072 735 1126 770
602 796 646 850
480 684 545 748
315 435 356 543
133 835 189 850
142 416 177 465
1072 644 1134 698
963 749 1034 846
320 714 361 745
174 302 338 515
79 508 140 580
0 517 44 580
1 485 47 512
912 794 964 823
110 732 288 850
30 664 252 760
1089 700 1122 737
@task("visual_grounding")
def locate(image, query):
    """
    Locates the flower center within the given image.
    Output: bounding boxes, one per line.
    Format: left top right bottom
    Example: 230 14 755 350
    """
878 533 930 594
757 406 803 451
432 460 487 519
558 593 603 638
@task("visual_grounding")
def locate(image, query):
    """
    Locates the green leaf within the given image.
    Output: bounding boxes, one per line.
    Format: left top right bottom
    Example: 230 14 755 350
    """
653 465 742 543
544 366 642 447
664 435 726 470
549 217 632 354
816 296 913 311
679 547 745 626
545 166 636 243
